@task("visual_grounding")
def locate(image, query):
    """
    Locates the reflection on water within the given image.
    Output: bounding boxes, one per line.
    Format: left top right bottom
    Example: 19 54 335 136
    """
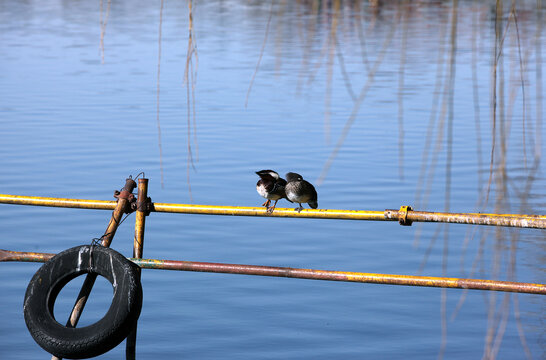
0 1 544 359
240 4 545 356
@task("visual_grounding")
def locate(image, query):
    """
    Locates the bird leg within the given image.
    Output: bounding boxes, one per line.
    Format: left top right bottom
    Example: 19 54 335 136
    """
267 199 279 213
261 199 271 208
294 204 303 213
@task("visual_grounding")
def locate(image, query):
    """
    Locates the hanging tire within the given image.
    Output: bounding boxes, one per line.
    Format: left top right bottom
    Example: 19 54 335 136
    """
23 245 143 359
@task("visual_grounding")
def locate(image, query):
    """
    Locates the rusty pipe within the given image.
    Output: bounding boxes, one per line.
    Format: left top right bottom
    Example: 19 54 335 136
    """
0 249 54 262
1 194 544 229
2 249 543 295
69 178 135 320
130 258 546 294
0 194 117 210
127 178 149 359
50 179 136 360
132 179 149 259
385 208 546 229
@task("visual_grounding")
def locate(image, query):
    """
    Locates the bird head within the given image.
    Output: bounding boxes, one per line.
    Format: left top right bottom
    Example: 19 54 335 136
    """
256 170 280 179
285 172 303 182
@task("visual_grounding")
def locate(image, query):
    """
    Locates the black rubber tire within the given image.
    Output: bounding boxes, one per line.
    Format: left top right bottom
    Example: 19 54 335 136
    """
23 245 143 359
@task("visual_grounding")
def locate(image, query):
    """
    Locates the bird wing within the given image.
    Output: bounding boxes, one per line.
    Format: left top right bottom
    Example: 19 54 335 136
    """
270 181 284 194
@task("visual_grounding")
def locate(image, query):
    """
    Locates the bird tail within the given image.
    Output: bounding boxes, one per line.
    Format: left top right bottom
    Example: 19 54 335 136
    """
309 201 318 209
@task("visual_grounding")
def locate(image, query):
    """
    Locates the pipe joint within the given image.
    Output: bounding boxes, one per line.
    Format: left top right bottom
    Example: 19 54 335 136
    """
398 205 413 226
113 177 138 213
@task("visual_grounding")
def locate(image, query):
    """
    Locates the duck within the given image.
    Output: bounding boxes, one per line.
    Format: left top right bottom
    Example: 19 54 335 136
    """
255 170 287 213
284 172 318 212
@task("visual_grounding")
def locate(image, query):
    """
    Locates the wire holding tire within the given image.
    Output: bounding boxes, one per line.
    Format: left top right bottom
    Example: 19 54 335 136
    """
23 245 143 359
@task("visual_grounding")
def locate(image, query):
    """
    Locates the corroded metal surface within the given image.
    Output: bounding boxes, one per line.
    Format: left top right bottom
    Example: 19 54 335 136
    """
132 179 149 259
397 205 413 226
127 178 148 359
62 191 130 336
0 249 54 262
1 193 544 228
130 258 545 294
385 209 546 229
0 194 117 210
3 249 543 295
101 197 132 248
50 186 134 360
152 202 388 220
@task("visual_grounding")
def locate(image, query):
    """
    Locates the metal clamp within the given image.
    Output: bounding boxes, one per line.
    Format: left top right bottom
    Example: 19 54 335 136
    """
398 205 413 226
113 177 137 213
132 196 153 216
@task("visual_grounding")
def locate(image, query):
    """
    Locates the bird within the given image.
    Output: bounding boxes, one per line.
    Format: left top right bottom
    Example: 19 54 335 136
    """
255 170 287 213
284 172 318 212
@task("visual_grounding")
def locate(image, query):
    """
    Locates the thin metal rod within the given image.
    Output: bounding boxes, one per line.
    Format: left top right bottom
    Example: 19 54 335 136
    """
2 249 543 295
1 194 544 229
126 178 148 360
132 179 148 259
65 187 131 326
131 259 546 294
51 179 135 360
0 249 53 263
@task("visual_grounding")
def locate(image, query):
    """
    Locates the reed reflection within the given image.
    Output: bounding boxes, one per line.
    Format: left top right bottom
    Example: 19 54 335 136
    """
97 1 544 357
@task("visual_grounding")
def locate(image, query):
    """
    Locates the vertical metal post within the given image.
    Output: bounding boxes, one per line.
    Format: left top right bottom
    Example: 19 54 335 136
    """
52 178 136 360
132 178 148 258
126 178 149 360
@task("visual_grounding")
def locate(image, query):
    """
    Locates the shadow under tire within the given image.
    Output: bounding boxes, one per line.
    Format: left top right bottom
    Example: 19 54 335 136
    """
23 245 143 359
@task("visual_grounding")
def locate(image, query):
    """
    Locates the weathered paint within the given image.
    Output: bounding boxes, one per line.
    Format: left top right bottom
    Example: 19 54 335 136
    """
126 179 149 358
132 179 149 259
0 194 117 210
101 197 132 247
58 180 134 347
152 203 388 220
0 249 55 262
3 250 542 295
121 259 546 294
384 209 546 229
1 194 545 228
112 259 546 295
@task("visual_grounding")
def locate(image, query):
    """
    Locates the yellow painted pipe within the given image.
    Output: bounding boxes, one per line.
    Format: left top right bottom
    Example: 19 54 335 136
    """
1 194 544 228
152 202 387 220
0 194 386 220
0 194 116 210
133 179 149 259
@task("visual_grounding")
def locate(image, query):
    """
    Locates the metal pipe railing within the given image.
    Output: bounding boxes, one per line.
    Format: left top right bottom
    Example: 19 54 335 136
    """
1 194 544 229
126 178 149 359
1 249 544 295
0 194 116 210
50 178 136 360
5 179 543 360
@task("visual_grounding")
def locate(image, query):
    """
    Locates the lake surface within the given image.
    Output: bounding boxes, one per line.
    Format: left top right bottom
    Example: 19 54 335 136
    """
1 1 544 359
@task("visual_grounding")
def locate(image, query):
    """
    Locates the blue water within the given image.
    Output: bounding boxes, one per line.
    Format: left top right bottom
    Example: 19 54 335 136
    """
1 1 545 359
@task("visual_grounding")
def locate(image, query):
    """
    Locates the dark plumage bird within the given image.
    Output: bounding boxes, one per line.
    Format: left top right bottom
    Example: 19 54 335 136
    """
285 172 318 212
255 170 287 213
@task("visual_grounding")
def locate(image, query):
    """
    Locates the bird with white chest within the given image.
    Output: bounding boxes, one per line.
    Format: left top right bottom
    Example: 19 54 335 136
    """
255 170 287 213
284 172 318 212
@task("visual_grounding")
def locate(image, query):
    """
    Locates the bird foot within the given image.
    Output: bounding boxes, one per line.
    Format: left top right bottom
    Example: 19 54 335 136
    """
267 200 280 213
294 205 303 213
